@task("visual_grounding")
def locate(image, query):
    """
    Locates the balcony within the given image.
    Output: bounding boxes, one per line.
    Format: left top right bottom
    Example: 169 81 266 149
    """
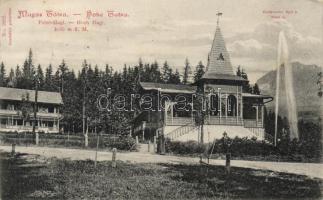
0 124 58 133
0 109 61 119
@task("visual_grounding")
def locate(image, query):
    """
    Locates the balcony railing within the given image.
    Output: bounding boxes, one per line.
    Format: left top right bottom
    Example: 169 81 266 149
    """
166 116 244 126
0 109 61 118
0 125 58 132
165 117 193 126
243 119 263 128
206 116 243 126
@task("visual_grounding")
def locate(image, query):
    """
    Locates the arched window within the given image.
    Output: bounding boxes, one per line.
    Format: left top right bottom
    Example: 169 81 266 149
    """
210 94 218 116
227 95 237 116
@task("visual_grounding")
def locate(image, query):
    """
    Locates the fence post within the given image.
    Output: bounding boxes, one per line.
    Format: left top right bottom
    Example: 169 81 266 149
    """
225 153 231 175
153 136 157 153
148 141 151 152
160 135 165 155
35 132 39 145
11 143 16 156
112 148 117 168
135 136 139 144
84 134 88 147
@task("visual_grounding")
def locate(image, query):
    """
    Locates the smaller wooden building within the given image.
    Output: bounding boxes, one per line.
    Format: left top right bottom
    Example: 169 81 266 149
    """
0 87 63 133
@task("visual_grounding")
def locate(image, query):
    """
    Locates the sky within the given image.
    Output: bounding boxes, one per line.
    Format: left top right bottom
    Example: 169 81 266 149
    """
0 0 322 83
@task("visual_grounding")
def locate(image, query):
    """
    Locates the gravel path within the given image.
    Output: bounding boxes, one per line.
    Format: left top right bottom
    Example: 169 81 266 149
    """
1 145 322 179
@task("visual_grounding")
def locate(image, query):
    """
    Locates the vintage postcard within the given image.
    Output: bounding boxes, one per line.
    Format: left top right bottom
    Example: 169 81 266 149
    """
0 0 322 199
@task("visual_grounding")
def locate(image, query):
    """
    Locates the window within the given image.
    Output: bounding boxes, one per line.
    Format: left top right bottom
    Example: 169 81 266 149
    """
217 53 224 61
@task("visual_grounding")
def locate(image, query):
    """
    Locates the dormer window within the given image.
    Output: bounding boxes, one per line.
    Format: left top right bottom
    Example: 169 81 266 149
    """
217 53 224 61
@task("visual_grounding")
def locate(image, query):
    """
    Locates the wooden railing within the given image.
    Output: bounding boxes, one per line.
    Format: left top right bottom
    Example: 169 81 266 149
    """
207 116 243 126
166 116 246 126
243 120 263 128
0 109 61 118
166 123 198 140
166 117 193 126
0 125 58 132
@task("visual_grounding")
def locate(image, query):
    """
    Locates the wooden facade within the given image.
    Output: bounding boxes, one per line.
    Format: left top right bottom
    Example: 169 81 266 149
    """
0 87 62 133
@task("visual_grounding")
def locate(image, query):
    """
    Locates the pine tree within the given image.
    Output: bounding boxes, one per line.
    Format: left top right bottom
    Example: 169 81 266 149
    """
0 62 6 86
183 58 191 84
36 64 44 90
21 49 35 89
239 68 252 93
236 65 242 77
253 83 261 95
58 60 69 94
169 69 181 84
7 68 15 87
43 64 55 91
161 61 171 83
194 61 205 82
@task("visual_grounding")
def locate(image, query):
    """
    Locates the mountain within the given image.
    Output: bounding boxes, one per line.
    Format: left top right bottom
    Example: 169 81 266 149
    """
256 62 322 121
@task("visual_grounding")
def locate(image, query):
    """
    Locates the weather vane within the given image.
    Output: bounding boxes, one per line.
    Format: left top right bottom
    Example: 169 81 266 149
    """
216 12 223 26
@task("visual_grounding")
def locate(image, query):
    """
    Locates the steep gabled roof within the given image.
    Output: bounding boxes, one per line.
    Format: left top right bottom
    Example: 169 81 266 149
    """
0 87 63 104
200 25 245 83
140 82 196 94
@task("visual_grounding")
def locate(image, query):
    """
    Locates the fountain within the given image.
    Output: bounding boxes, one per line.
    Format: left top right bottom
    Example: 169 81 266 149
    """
274 31 299 145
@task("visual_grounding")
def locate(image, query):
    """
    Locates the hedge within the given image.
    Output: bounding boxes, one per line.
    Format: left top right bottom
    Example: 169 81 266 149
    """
165 136 322 162
0 132 136 151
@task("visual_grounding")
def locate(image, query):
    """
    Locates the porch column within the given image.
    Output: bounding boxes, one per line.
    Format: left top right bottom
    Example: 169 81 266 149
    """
256 106 259 126
240 94 243 118
164 102 168 125
170 103 174 124
236 86 239 121
225 93 228 119
218 89 222 122
261 106 264 127
189 103 194 123
142 121 146 141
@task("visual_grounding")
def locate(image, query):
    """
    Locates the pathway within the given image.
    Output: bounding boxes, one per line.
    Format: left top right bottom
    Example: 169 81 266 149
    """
1 145 322 179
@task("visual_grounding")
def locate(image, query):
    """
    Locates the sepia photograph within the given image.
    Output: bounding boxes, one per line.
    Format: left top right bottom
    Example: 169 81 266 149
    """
0 0 322 199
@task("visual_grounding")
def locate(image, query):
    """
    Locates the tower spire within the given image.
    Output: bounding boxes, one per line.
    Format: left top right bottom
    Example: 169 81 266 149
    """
216 12 223 26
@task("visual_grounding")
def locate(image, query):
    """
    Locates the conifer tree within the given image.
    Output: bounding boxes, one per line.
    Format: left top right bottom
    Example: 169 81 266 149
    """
0 62 6 86
183 58 191 84
194 61 205 82
7 68 15 87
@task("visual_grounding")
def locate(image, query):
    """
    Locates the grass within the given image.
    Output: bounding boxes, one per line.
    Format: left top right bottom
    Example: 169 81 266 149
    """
1 152 322 199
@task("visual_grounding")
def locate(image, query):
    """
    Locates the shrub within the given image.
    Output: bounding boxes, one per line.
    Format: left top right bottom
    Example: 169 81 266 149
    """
166 140 206 155
103 135 137 151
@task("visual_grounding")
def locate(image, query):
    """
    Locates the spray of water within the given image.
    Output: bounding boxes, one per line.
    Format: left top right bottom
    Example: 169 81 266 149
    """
275 31 299 144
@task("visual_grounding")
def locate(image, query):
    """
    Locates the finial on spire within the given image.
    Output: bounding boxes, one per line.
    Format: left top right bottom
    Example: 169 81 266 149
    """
216 12 223 26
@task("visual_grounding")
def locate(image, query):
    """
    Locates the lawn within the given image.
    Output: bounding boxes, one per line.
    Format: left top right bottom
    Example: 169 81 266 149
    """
1 151 322 199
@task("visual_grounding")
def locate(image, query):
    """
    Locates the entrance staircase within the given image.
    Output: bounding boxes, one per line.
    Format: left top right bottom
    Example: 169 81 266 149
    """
165 123 274 144
165 123 199 140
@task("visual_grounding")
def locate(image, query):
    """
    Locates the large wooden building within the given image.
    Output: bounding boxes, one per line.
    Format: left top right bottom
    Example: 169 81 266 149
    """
0 87 62 133
132 23 273 143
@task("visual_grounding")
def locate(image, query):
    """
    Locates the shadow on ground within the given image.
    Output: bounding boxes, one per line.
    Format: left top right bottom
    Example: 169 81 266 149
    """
0 151 322 199
0 152 58 200
160 163 322 199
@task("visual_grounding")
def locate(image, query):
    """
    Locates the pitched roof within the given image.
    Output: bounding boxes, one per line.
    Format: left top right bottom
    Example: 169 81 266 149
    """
242 93 273 101
140 82 196 94
0 87 63 104
202 25 241 81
